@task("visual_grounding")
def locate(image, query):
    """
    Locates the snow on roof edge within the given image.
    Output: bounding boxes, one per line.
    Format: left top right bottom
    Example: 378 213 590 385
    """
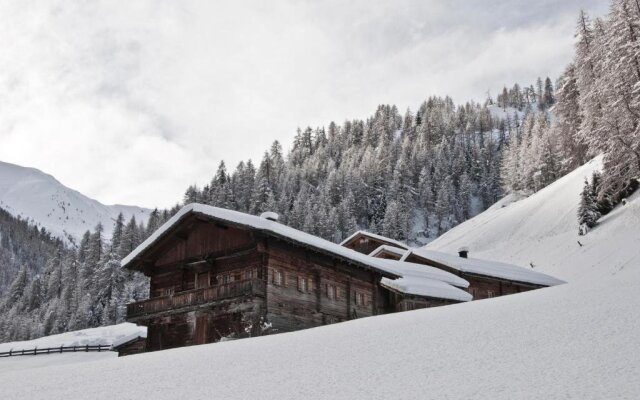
112 331 147 349
372 258 470 289
340 230 409 250
368 245 409 258
380 277 473 302
121 204 401 279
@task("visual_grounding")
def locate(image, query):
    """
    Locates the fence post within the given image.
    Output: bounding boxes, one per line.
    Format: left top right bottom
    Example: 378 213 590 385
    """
85 344 89 352
60 345 63 354
34 347 37 355
8 350 12 356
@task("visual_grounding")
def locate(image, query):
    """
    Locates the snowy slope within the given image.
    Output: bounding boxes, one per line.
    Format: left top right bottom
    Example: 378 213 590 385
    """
1 157 639 399
1 255 638 399
0 161 150 243
426 156 640 282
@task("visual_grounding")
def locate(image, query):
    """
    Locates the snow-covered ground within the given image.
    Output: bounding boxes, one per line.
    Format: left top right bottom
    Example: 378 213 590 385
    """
0 160 149 242
0 323 145 352
0 352 116 374
2 157 638 399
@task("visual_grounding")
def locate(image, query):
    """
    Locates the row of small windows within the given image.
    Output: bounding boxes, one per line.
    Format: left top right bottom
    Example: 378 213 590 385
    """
159 268 370 307
194 268 257 290
218 269 255 284
271 269 370 306
468 288 495 299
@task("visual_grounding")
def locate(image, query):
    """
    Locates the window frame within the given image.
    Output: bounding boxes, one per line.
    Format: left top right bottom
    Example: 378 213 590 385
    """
298 276 308 292
273 270 283 286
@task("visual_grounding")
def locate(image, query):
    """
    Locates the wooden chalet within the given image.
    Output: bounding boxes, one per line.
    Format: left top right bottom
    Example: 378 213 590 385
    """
121 205 474 354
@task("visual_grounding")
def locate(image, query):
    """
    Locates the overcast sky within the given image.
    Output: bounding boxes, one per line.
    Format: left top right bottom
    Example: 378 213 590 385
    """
0 1 608 209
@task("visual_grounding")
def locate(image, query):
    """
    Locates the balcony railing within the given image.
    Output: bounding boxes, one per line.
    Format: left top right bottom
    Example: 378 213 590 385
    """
127 278 265 318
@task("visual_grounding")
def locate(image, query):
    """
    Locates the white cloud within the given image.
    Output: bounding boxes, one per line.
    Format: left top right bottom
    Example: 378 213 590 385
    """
0 0 608 208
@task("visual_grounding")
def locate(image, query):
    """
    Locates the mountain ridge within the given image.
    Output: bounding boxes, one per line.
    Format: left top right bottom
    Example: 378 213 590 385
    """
0 160 150 243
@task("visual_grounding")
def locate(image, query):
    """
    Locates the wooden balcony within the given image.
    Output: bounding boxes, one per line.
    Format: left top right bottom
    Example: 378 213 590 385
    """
127 278 265 319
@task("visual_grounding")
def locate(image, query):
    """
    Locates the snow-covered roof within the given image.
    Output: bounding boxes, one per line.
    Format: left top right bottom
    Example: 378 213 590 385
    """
364 256 471 301
121 204 400 279
403 248 565 287
381 277 473 302
111 330 147 349
368 245 407 258
340 230 409 250
372 258 469 289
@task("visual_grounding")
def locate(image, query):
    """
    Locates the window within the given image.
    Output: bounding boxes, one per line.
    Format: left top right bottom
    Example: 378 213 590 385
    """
355 292 366 306
326 284 337 300
354 291 361 306
298 277 308 292
195 272 209 289
487 290 495 298
244 269 254 280
221 274 232 284
274 270 283 286
163 288 174 296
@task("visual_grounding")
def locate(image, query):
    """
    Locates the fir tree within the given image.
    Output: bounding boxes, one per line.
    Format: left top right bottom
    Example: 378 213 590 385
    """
578 178 601 234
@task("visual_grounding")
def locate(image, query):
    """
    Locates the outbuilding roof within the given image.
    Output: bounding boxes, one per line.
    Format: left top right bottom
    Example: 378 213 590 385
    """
402 248 566 287
376 258 472 302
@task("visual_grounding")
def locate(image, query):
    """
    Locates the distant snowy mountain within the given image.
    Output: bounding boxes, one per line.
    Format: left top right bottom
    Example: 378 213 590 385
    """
0 161 150 243
426 156 640 282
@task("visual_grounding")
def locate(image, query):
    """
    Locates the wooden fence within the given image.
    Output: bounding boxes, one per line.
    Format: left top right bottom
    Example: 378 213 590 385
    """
0 344 112 358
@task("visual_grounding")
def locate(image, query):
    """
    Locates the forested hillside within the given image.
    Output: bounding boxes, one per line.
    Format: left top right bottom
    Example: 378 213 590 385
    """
0 210 167 341
183 87 554 245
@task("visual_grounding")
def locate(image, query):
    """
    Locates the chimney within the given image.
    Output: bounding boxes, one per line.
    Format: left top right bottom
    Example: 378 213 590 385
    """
260 211 279 222
458 246 469 258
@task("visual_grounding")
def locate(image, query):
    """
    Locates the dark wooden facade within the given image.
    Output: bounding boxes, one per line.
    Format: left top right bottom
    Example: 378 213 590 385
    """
124 214 395 353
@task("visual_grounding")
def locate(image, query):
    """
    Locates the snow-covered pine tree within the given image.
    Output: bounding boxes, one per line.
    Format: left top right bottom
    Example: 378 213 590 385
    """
578 178 601 234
